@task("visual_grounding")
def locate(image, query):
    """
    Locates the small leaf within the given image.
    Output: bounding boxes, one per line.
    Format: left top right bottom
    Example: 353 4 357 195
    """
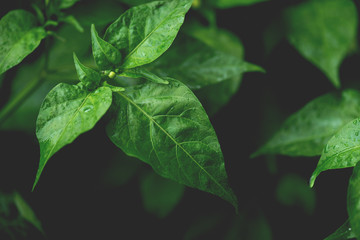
183 21 244 58
253 89 360 158
34 83 112 189
140 170 185 218
283 0 358 88
106 78 238 210
324 220 356 240
348 162 360 239
209 0 268 8
310 118 360 187
58 0 79 9
0 10 46 74
91 24 122 70
73 52 101 90
104 0 193 69
62 15 84 33
120 67 169 85
13 192 43 233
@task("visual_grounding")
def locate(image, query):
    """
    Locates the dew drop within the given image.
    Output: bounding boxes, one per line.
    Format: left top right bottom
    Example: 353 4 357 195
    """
354 119 358 125
355 131 359 136
83 105 94 113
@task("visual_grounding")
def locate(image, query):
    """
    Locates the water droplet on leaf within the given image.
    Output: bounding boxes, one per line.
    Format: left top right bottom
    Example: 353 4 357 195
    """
83 106 94 113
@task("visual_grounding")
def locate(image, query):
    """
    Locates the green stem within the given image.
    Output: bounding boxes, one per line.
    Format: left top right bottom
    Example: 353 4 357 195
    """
0 71 46 127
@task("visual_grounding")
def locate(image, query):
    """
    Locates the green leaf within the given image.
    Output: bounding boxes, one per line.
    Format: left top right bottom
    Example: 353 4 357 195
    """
73 52 102 90
140 170 185 218
104 0 193 69
180 22 263 115
209 0 268 8
310 117 360 187
276 174 316 215
34 83 112 189
148 34 263 90
106 78 238 210
348 162 360 239
0 10 46 75
253 89 360 158
100 151 141 187
119 67 169 85
324 220 356 240
61 15 84 33
183 21 245 59
13 192 43 233
91 24 122 70
284 0 358 88
224 211 272 240
58 0 79 9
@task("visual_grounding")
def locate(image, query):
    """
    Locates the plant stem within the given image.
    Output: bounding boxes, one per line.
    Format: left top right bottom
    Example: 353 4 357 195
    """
0 71 46 127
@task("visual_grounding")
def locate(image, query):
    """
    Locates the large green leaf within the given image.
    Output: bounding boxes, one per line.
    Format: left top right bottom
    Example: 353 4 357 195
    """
284 0 358 88
209 0 268 8
324 220 356 240
0 10 46 75
104 0 193 69
310 117 360 187
140 170 185 218
253 89 360 158
106 78 237 209
348 162 360 239
34 83 112 189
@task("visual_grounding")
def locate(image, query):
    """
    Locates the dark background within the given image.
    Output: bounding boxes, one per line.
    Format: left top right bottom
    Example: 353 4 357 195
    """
1 0 360 239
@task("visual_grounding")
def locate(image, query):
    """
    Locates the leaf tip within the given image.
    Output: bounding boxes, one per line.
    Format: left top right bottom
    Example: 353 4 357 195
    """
309 174 317 188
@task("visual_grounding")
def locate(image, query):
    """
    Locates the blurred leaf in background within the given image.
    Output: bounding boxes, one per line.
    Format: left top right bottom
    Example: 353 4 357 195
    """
276 174 316 215
283 0 358 88
140 170 185 218
0 191 44 240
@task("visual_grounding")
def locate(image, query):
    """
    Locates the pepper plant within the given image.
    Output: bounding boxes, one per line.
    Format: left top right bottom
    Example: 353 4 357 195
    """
1 0 360 239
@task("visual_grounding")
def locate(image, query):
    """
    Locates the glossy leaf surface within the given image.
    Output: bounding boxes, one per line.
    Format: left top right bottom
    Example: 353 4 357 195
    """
253 90 360 157
348 162 360 239
284 0 358 88
311 117 360 187
140 170 184 218
106 78 237 209
91 24 122 70
73 53 101 90
0 10 46 74
104 0 192 69
34 83 112 188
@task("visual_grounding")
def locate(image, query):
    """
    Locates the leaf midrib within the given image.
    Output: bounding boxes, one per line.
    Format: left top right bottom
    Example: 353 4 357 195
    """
117 91 232 199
